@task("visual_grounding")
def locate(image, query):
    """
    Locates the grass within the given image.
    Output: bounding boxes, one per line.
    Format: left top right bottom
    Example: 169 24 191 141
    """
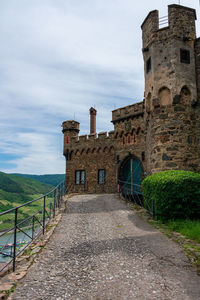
165 219 200 243
0 195 54 231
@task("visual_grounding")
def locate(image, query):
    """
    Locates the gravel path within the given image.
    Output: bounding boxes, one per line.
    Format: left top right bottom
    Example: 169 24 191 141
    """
12 194 200 300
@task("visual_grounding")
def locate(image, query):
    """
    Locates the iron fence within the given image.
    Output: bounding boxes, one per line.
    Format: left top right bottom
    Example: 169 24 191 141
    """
118 179 154 218
0 181 66 273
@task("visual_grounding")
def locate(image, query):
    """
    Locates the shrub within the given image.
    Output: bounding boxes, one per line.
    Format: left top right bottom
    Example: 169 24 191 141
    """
142 170 200 221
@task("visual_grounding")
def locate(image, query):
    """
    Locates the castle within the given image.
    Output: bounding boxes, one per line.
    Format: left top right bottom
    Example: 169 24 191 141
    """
62 4 200 194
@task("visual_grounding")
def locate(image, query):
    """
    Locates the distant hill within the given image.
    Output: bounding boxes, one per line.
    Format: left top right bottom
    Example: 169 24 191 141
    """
0 172 59 230
11 173 65 187
0 172 54 212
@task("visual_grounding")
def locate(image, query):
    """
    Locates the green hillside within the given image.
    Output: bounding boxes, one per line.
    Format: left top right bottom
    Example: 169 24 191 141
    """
0 172 54 213
11 173 65 186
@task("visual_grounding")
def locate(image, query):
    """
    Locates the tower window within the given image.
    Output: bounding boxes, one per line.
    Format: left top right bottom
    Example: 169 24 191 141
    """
75 170 85 185
66 151 71 161
180 49 190 64
98 169 105 184
146 57 151 73
142 152 145 161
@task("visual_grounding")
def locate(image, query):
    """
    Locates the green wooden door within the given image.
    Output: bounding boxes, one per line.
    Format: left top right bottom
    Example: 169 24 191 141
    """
120 157 143 194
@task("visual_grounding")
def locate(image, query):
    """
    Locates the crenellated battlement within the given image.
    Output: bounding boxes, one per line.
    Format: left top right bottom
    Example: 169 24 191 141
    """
141 4 196 49
112 101 144 124
63 130 115 156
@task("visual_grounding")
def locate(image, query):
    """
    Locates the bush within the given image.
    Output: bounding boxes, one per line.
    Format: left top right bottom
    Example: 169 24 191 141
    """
142 170 200 221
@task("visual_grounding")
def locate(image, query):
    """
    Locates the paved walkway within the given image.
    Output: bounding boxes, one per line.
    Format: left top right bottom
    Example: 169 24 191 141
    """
12 194 200 299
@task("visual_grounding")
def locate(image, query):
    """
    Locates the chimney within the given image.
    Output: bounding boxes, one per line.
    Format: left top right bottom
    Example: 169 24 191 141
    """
89 107 97 134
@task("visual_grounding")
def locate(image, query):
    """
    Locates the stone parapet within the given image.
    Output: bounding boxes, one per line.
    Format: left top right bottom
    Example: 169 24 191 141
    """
63 130 115 155
142 4 196 49
112 101 144 124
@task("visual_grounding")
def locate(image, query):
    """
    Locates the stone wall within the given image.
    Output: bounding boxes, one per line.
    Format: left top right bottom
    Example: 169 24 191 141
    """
65 146 116 194
63 125 146 193
195 38 200 98
145 103 199 174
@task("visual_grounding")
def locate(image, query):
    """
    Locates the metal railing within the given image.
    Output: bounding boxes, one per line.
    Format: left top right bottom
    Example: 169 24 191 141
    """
159 15 169 28
118 179 154 218
0 181 66 273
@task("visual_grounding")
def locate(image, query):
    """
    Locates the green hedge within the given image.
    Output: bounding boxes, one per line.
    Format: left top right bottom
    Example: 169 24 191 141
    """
142 170 200 221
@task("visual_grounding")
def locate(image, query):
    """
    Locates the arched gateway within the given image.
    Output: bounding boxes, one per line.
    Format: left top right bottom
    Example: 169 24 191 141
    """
118 156 143 195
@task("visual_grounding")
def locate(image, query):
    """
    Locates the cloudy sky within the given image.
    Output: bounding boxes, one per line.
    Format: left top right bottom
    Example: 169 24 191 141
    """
0 0 199 174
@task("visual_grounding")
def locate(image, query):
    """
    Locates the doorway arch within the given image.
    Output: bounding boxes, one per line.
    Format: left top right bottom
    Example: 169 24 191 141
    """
118 155 143 194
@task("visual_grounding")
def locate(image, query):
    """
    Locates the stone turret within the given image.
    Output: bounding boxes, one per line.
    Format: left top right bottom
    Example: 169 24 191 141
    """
141 4 199 174
62 120 80 157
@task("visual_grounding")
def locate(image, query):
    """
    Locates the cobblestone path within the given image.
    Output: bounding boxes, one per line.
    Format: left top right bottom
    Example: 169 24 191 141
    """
12 194 200 300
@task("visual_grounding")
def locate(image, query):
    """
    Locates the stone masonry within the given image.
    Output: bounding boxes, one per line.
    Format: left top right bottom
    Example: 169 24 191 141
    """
62 4 200 193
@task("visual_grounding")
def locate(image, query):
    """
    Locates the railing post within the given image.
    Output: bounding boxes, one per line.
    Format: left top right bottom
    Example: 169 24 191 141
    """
50 202 52 219
53 189 56 217
32 215 35 239
13 208 18 272
152 197 154 219
43 196 46 235
58 186 61 208
61 182 64 197
61 183 63 200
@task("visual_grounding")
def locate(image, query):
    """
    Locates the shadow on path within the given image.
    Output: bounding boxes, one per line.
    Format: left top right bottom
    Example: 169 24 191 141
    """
66 194 129 214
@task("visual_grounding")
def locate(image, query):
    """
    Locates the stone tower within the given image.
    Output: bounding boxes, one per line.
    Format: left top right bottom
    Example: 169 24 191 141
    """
62 120 80 182
141 4 200 174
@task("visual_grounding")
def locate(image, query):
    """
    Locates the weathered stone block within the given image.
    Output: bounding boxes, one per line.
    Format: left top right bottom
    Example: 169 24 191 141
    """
162 153 170 161
165 162 177 168
173 95 181 105
174 107 185 112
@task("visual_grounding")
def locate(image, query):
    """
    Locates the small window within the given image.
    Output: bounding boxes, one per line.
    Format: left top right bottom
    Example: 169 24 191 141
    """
98 169 105 184
66 151 71 161
66 136 70 144
75 170 85 185
142 152 145 162
180 49 190 64
146 57 151 73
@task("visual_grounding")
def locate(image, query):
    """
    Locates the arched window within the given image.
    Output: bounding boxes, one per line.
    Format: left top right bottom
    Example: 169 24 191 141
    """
158 87 171 106
66 135 70 144
180 86 191 104
133 134 137 144
109 146 114 153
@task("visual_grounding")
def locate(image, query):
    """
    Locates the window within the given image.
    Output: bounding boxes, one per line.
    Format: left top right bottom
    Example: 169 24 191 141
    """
66 150 71 161
98 169 105 184
75 170 85 185
142 152 145 162
180 49 190 64
146 57 151 73
66 135 70 144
